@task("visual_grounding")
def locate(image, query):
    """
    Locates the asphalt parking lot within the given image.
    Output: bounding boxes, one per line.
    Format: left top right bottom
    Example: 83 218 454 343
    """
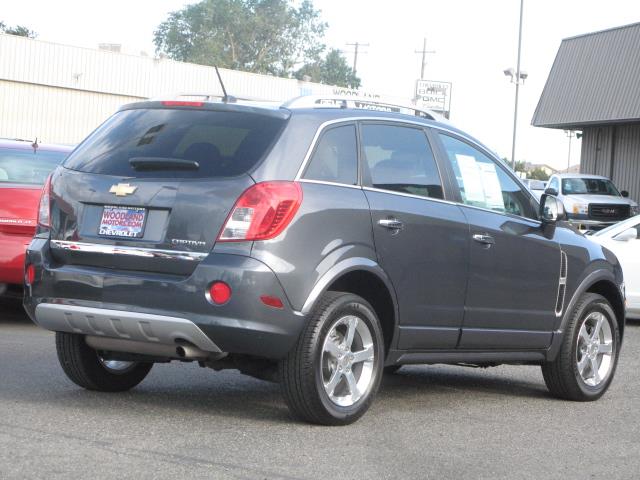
1 299 639 480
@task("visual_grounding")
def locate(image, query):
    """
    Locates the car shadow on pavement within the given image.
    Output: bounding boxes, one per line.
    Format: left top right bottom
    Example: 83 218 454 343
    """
0 364 552 426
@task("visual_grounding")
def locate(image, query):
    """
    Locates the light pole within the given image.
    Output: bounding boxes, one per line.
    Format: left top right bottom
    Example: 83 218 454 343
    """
504 0 526 171
565 130 575 171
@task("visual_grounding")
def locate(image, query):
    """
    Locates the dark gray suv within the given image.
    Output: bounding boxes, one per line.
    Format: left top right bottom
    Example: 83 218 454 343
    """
24 96 626 425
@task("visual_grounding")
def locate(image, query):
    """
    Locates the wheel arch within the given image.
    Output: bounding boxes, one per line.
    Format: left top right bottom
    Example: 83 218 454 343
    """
299 258 399 356
547 269 625 361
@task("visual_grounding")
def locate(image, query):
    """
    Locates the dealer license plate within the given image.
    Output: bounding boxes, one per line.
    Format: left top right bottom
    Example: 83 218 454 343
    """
98 205 147 238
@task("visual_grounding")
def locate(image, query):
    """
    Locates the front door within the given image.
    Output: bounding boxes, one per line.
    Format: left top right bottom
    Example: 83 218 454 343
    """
435 132 561 349
360 122 469 350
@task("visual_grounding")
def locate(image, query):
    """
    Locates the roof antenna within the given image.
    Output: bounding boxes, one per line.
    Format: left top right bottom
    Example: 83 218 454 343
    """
214 66 236 103
31 137 39 154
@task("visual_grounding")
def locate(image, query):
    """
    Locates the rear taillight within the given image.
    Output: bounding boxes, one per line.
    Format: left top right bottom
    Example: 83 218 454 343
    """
218 182 302 242
25 264 35 286
37 174 52 228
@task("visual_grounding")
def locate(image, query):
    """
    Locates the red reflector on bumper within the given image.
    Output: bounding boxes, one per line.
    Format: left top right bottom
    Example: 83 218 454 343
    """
260 295 284 309
208 282 231 305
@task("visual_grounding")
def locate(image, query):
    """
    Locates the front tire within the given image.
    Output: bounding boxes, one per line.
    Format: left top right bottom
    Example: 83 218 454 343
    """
279 291 384 425
56 332 153 392
542 293 620 401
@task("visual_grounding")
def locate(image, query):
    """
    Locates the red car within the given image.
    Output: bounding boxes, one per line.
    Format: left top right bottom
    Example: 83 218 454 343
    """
0 139 73 296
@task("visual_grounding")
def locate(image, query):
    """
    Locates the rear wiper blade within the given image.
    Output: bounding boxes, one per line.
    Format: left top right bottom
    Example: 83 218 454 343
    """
129 157 200 171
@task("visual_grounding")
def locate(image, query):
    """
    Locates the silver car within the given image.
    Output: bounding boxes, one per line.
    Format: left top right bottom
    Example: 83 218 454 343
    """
546 173 638 229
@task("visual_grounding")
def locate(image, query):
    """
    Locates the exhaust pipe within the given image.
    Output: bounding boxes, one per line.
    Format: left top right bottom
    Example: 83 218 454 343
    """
85 336 215 360
175 344 211 360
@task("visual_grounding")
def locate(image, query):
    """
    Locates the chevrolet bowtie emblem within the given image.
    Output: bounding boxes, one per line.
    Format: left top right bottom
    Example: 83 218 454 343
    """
109 183 138 196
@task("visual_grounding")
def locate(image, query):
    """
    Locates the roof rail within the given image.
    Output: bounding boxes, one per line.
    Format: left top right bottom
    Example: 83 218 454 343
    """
282 95 442 121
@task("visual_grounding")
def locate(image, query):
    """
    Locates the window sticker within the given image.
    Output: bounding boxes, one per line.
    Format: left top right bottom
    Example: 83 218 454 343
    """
477 162 504 211
455 154 485 203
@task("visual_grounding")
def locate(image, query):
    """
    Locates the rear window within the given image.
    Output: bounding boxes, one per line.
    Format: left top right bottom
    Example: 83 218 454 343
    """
0 148 69 185
63 108 286 178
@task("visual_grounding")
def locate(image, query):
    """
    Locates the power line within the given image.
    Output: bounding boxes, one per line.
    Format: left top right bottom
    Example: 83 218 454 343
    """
345 42 369 77
414 37 435 79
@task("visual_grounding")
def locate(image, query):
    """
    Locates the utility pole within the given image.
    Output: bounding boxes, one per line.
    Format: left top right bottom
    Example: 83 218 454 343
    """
345 42 369 77
415 37 436 79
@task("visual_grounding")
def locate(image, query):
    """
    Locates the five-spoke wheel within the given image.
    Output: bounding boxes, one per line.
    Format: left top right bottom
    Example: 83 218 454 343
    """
542 293 620 401
280 291 384 425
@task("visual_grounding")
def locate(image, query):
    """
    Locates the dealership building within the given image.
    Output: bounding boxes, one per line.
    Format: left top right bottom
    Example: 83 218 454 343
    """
533 22 640 201
0 33 412 146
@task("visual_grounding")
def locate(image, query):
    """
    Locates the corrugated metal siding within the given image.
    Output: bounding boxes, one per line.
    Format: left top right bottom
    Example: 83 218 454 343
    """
580 124 640 202
581 126 613 177
611 124 640 202
532 23 640 128
0 80 142 144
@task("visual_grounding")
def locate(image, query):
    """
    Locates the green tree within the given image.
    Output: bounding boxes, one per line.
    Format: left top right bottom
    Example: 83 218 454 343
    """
0 21 37 38
295 48 360 88
153 0 326 76
513 160 526 172
529 168 550 181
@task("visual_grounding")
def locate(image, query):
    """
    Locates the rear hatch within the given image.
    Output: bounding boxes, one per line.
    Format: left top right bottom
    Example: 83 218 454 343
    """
49 103 289 276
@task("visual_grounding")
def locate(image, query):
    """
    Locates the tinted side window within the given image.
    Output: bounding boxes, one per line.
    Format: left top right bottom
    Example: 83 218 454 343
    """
361 124 443 199
303 125 357 185
548 177 559 192
439 133 537 219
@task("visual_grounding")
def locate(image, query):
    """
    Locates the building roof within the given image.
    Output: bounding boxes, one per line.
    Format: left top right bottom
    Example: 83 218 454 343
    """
532 22 640 129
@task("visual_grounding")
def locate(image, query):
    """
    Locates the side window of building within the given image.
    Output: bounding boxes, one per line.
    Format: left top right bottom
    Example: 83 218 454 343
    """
360 124 444 199
303 125 358 185
438 133 538 219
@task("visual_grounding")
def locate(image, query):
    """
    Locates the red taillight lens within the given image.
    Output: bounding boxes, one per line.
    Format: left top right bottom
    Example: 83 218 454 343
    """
218 182 302 242
37 174 52 228
208 281 232 305
161 101 204 107
25 264 35 286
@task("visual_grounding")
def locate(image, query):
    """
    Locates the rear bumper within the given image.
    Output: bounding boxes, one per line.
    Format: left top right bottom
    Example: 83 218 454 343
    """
24 237 307 359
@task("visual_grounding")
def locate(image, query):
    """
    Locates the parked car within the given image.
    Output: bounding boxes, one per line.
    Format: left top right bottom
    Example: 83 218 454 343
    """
0 139 73 297
523 179 547 200
546 173 638 230
24 96 626 425
589 216 639 319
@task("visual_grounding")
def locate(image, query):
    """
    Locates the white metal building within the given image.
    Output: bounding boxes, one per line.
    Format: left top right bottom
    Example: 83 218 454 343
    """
0 33 399 145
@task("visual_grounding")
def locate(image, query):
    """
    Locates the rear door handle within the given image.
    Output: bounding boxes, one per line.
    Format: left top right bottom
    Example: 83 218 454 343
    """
378 218 404 230
472 233 495 245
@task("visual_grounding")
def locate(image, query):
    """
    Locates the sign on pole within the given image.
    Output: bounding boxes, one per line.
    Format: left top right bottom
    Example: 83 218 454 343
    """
415 80 452 118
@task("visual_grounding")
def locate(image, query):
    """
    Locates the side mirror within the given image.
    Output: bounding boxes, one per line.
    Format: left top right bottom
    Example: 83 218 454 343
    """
614 227 637 242
544 187 558 196
621 190 629 198
540 194 566 224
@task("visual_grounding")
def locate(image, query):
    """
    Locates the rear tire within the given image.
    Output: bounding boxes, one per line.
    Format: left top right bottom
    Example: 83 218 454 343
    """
279 291 384 425
56 332 153 392
542 293 620 401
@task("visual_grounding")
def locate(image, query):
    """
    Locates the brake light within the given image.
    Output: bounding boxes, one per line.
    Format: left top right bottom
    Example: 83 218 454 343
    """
38 174 52 228
218 182 302 242
161 101 204 107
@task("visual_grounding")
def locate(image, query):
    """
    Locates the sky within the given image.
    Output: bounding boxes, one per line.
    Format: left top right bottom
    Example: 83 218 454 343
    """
3 0 640 170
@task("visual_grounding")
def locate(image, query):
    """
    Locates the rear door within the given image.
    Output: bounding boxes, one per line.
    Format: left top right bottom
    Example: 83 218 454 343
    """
361 122 469 350
434 132 560 350
50 104 288 276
